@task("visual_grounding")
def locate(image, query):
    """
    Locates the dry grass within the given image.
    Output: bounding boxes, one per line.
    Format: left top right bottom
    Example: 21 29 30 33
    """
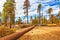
17 26 60 40
0 26 14 37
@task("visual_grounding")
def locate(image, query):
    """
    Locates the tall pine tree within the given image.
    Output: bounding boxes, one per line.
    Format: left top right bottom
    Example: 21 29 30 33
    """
3 0 15 28
24 0 30 24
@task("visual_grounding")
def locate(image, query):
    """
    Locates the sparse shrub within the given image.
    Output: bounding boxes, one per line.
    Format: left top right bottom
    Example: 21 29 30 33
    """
20 24 30 28
11 27 18 32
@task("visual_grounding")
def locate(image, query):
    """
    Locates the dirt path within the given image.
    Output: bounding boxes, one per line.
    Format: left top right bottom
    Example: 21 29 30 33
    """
18 27 60 40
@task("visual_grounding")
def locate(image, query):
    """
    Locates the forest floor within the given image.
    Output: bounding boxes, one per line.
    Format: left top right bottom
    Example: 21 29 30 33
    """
16 26 60 40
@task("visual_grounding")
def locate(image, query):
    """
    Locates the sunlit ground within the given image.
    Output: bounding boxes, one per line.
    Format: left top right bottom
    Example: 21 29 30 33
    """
17 26 60 40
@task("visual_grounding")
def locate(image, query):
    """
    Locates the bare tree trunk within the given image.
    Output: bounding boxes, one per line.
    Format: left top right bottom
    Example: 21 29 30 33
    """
0 19 1 26
39 13 40 24
27 8 29 24
4 18 7 26
10 22 11 28
10 13 12 28
10 12 15 28
50 14 51 24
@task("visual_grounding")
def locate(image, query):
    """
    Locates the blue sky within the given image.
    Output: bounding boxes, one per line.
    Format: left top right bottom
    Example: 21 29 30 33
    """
0 0 60 22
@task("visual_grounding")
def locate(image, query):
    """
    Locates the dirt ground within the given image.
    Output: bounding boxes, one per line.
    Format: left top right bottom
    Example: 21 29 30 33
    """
17 26 60 40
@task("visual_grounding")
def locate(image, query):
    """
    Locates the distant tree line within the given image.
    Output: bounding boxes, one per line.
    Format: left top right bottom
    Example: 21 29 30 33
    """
0 0 60 28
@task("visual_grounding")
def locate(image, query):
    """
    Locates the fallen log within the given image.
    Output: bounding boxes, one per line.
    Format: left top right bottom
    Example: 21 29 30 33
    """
0 25 35 40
